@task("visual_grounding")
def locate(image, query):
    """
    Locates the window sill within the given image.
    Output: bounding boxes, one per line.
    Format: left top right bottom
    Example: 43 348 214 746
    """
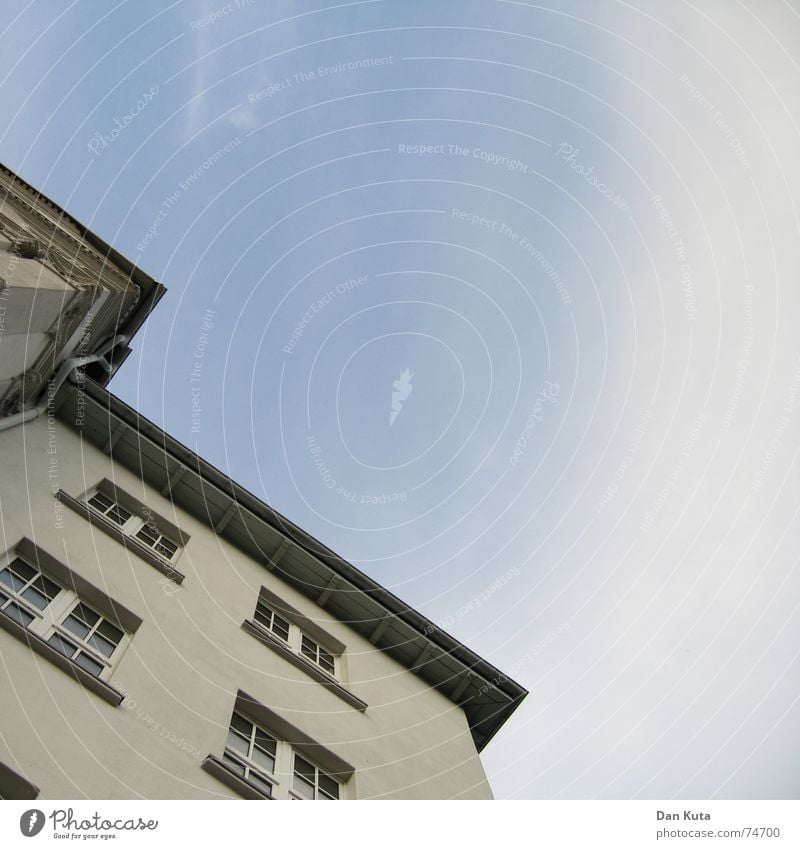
56 490 185 584
0 760 39 800
201 755 274 800
242 619 367 713
0 608 125 707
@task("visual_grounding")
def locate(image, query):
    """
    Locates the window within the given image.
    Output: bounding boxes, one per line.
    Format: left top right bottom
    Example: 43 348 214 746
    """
58 484 188 584
251 597 339 678
300 634 335 675
84 488 181 562
222 712 278 798
47 603 124 678
134 524 178 559
253 600 290 642
0 553 129 681
87 492 131 526
243 590 367 709
0 558 60 627
206 709 344 800
292 754 340 800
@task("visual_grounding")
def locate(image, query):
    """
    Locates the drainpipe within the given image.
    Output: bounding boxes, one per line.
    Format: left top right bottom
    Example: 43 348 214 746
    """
0 334 129 433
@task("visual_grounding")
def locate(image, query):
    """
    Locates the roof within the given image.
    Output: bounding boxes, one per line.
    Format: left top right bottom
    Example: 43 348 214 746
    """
5 161 527 751
0 162 166 385
55 377 528 751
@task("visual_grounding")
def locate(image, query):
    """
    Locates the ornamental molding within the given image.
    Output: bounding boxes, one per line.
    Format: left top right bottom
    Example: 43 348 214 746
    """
0 179 138 297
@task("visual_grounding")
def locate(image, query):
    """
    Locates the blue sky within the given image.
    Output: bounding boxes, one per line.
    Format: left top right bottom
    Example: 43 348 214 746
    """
3 0 800 799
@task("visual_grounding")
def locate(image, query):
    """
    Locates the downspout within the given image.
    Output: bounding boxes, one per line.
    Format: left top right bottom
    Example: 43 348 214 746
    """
0 334 129 433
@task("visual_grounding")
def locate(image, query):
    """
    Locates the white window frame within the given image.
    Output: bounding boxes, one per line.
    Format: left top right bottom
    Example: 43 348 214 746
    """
253 600 290 643
0 553 131 681
222 712 280 798
84 489 181 562
220 712 342 800
300 633 336 676
290 752 341 800
253 601 339 679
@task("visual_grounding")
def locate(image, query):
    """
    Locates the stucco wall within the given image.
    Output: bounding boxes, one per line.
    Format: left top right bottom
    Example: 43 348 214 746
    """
0 414 492 799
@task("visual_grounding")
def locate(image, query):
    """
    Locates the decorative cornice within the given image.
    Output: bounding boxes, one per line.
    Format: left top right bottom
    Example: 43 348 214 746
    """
0 188 139 297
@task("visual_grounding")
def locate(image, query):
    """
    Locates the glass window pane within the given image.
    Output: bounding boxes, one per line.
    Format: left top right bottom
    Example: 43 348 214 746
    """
62 614 92 641
87 632 117 658
272 616 290 641
48 633 78 658
319 774 339 799
294 755 315 781
230 713 252 737
247 770 273 797
155 539 177 558
225 731 249 756
96 619 124 645
8 558 37 583
38 575 61 602
293 775 315 799
88 492 113 511
0 569 21 592
0 569 24 592
19 575 58 609
301 636 317 660
222 752 246 778
319 651 335 674
255 603 289 640
73 652 104 677
107 505 131 525
251 747 276 775
5 602 34 628
254 729 276 756
70 603 100 628
20 585 50 611
136 525 159 545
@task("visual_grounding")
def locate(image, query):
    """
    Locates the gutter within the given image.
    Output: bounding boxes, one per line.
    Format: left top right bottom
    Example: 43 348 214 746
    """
0 334 128 433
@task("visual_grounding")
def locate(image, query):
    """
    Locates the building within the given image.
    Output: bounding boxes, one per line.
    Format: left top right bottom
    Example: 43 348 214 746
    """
0 164 526 800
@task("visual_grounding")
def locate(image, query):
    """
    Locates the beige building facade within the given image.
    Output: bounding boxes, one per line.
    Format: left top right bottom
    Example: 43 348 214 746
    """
0 165 525 800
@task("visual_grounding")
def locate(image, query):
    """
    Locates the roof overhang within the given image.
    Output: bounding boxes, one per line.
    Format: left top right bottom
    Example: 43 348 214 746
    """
0 162 166 389
55 378 528 751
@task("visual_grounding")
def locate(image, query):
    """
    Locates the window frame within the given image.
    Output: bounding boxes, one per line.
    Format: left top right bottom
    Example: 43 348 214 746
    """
0 551 131 683
209 709 344 800
46 600 126 679
291 753 341 800
86 491 133 527
252 598 340 680
84 487 182 563
300 633 336 676
221 712 280 798
253 600 291 643
0 557 61 627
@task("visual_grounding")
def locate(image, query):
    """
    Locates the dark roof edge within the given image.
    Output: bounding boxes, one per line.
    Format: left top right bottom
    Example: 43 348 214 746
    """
0 161 167 385
72 378 529 722
0 161 162 289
